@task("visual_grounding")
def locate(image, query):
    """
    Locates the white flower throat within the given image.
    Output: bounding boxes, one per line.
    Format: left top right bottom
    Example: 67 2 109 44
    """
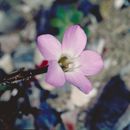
58 55 79 72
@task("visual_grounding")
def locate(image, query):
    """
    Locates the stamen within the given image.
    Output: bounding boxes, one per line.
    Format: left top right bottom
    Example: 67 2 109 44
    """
58 55 80 72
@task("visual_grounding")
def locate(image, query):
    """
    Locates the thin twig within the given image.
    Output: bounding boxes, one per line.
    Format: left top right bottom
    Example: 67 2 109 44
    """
0 66 48 84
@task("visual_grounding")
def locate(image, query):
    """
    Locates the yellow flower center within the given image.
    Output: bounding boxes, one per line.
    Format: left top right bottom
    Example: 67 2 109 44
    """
58 56 73 72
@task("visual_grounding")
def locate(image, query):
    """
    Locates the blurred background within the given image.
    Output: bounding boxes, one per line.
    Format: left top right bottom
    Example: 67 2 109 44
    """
0 0 130 130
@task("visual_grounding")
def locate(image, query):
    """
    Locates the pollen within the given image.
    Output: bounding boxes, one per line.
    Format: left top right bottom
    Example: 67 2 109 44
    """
58 56 73 72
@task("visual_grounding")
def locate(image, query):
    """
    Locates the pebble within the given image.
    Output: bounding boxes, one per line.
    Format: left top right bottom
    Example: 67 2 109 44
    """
12 44 34 69
114 0 125 9
0 54 13 73
0 90 11 101
69 85 98 107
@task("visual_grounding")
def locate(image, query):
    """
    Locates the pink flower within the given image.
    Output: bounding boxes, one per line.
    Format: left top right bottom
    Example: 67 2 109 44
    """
37 25 103 94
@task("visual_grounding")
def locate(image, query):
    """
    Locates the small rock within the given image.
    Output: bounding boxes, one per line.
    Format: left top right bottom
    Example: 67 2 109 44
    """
12 44 34 69
0 90 11 101
114 0 125 9
0 10 26 34
0 33 20 53
15 114 35 130
23 0 55 10
0 54 13 73
69 85 98 107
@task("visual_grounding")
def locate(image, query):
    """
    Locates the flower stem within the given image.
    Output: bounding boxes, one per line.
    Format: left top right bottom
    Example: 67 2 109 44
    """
0 66 48 84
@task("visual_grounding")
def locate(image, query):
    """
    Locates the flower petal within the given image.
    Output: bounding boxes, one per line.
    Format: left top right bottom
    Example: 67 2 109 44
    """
79 50 103 76
65 71 92 94
45 61 65 87
37 34 61 60
62 25 87 57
